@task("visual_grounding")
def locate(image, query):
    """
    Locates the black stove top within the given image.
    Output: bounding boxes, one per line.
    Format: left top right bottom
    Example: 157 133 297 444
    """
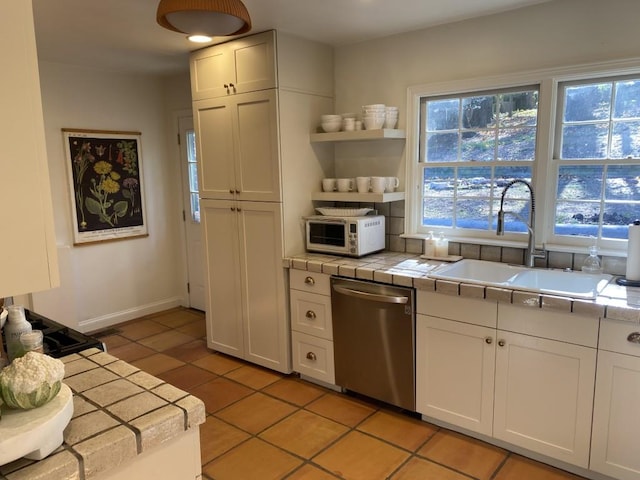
23 310 105 358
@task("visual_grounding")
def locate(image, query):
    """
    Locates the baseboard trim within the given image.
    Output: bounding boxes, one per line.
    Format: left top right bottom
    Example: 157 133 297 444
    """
79 297 185 333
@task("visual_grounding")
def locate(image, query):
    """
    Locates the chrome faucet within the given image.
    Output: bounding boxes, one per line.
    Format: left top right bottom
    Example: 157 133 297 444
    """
496 179 546 267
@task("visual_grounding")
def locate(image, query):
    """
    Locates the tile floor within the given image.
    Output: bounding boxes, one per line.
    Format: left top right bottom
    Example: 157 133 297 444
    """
92 307 589 480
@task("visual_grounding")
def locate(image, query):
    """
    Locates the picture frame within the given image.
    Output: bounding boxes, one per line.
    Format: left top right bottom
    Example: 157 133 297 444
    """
62 128 148 245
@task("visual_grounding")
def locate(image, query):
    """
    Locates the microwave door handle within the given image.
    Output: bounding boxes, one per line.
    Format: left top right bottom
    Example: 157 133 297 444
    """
332 284 409 304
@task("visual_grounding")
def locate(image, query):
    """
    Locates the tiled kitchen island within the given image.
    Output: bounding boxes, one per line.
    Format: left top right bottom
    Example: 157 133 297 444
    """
0 348 205 480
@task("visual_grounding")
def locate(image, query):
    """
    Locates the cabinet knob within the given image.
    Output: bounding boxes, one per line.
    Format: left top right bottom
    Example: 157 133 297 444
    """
627 332 640 344
229 82 236 92
304 276 315 286
306 352 317 361
305 310 316 320
235 189 241 194
236 207 242 212
485 337 493 344
229 189 235 194
498 339 506 347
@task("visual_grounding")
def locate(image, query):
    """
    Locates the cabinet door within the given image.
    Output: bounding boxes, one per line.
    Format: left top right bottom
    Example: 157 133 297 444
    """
201 199 244 357
591 350 640 480
238 202 290 373
493 331 596 468
190 31 276 100
194 98 235 200
416 315 496 436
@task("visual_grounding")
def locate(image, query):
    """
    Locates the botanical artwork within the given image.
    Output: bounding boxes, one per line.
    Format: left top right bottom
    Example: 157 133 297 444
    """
63 129 148 245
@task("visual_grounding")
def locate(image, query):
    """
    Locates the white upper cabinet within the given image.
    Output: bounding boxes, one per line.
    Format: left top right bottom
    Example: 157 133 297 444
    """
190 30 276 100
0 2 58 298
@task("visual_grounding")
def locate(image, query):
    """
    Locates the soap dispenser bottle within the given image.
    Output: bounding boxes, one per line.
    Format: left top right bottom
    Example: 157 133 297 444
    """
582 238 603 274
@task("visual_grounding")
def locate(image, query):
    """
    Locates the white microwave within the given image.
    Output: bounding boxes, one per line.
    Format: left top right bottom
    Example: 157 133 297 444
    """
305 215 385 257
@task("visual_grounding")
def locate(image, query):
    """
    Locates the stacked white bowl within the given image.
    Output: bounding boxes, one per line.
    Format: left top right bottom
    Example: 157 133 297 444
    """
362 104 386 130
384 106 399 129
320 114 342 133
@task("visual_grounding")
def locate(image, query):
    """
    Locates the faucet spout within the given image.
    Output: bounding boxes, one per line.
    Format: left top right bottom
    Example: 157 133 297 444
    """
496 179 546 267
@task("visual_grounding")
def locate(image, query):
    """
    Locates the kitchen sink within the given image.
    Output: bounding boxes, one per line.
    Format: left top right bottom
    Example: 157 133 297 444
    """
429 259 612 299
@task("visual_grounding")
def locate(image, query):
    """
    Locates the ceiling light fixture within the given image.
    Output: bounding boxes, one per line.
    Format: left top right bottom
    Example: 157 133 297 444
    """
156 0 252 37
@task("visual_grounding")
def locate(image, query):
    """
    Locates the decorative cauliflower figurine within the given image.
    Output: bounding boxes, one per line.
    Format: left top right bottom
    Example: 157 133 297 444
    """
0 351 65 409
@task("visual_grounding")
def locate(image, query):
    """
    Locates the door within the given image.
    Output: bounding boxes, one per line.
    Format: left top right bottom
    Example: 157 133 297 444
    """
493 331 596 468
178 116 205 311
416 315 496 436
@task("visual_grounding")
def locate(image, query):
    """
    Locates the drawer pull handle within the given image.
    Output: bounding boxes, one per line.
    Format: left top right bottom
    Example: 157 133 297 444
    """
627 332 640 344
498 339 506 347
306 310 316 320
306 352 317 361
485 337 493 344
304 276 315 286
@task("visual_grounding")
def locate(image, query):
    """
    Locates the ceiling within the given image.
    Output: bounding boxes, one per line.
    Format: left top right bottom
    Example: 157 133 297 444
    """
32 0 551 75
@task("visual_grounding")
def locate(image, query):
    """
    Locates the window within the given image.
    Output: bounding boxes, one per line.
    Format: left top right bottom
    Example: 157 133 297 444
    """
186 129 200 223
553 78 640 240
419 87 539 235
407 63 640 253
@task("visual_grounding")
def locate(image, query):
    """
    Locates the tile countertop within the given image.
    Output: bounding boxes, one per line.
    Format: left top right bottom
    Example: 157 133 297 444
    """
284 251 640 323
0 348 205 480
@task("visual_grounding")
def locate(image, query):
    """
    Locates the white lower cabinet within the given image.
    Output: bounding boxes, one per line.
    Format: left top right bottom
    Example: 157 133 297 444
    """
201 199 290 373
590 319 640 480
289 270 335 384
416 292 597 470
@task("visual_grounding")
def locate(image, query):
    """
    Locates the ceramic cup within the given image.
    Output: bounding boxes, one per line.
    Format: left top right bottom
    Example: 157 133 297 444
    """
322 178 337 192
385 177 399 193
336 178 354 192
343 117 355 131
370 176 386 194
356 176 371 193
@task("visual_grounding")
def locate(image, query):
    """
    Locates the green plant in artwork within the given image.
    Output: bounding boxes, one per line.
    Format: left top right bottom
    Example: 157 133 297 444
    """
85 160 128 227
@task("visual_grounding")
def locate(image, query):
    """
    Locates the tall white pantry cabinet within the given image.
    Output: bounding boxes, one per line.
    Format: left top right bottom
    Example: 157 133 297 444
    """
190 30 334 373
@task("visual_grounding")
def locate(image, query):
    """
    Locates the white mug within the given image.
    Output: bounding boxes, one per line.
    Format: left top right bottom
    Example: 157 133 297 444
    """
356 176 371 193
322 178 337 192
336 178 354 192
385 177 399 193
370 176 386 194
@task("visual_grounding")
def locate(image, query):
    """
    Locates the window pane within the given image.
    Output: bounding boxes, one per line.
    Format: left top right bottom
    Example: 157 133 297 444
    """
499 199 529 233
427 99 459 130
461 130 495 161
611 121 640 158
554 201 600 237
557 165 603 200
190 193 200 223
494 166 532 195
426 133 458 161
423 198 453 227
563 83 612 122
605 165 640 200
498 127 537 160
189 163 199 192
462 96 494 129
457 199 491 230
457 167 492 198
498 92 538 127
424 167 455 196
614 80 640 119
602 203 640 239
561 124 608 159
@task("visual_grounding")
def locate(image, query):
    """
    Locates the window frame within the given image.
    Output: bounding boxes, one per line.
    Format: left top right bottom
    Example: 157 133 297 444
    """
405 59 640 255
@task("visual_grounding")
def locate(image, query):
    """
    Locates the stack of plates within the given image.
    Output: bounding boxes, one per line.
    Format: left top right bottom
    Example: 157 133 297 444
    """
316 207 373 217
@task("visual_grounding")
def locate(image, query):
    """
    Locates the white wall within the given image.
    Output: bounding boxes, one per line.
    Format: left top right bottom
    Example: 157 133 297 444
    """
332 0 640 183
32 63 192 332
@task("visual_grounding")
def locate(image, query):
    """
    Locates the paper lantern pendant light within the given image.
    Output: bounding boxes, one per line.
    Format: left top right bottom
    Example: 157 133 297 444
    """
157 0 252 37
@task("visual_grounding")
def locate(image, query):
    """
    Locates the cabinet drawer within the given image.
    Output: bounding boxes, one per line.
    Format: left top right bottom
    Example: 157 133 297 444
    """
599 319 640 357
291 331 335 384
417 291 497 328
290 290 332 340
290 269 331 295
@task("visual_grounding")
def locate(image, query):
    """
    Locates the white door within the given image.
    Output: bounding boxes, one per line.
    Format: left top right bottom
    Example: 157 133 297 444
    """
178 116 205 311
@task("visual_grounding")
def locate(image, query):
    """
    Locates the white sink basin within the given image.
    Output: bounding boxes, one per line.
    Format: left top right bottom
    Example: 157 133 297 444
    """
430 259 612 299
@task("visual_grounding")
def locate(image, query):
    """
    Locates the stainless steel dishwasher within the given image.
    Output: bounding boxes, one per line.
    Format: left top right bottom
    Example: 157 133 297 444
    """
331 276 415 411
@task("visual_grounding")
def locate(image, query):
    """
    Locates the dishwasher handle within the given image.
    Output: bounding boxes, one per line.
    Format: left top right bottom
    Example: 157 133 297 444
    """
332 284 409 304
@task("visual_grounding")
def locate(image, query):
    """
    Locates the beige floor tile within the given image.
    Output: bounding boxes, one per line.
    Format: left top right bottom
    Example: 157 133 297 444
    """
314 431 410 480
152 308 204 328
98 334 130 350
263 377 327 406
163 339 211 363
137 330 196 351
117 319 169 340
306 393 376 427
130 353 184 375
176 320 207 338
203 438 302 480
199 416 251 464
193 353 245 375
216 392 297 434
191 377 253 413
224 364 283 390
157 364 216 392
494 455 585 480
358 411 438 452
260 410 348 458
107 342 156 363
418 430 507 480
391 456 471 480
287 464 341 479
